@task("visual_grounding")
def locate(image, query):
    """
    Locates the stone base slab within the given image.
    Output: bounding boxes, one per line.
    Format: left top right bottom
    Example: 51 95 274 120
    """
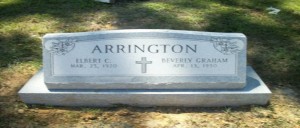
18 66 271 107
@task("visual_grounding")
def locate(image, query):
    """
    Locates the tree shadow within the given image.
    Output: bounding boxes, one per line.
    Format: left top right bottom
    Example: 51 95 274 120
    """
0 0 197 67
0 31 41 67
168 0 300 86
212 0 283 11
0 0 106 21
109 2 195 30
204 1 300 86
0 0 107 67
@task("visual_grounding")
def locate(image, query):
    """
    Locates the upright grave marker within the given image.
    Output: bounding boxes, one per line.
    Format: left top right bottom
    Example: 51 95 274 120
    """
19 30 271 107
42 30 246 90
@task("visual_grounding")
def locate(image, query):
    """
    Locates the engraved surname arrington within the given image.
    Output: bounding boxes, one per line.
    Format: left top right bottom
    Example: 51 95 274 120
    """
91 44 197 53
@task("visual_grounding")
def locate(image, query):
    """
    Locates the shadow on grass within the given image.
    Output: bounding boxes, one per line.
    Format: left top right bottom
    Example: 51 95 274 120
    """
110 3 196 29
0 0 104 67
0 31 42 67
213 0 282 11
0 104 257 127
0 102 49 127
166 0 300 86
0 0 196 68
204 1 300 86
0 0 107 20
26 103 257 112
206 11 299 85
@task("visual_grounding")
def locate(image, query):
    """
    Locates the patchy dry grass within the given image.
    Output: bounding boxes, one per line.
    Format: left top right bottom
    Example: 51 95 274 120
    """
1 85 299 127
0 0 300 127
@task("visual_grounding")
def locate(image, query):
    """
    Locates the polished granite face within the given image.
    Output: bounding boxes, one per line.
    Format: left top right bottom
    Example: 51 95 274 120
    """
43 30 247 90
18 67 271 107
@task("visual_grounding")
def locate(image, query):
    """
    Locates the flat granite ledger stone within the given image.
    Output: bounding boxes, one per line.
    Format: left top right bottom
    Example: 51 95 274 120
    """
43 29 247 90
18 67 271 107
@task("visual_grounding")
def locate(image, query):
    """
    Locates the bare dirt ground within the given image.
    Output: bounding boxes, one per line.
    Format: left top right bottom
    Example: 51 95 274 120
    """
0 65 300 128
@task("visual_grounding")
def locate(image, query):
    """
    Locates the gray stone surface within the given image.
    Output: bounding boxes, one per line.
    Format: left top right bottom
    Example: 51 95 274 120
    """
18 66 271 107
94 0 114 3
43 29 247 90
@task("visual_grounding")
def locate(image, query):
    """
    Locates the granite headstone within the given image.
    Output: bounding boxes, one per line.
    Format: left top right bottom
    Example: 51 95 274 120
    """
18 30 271 107
43 30 246 90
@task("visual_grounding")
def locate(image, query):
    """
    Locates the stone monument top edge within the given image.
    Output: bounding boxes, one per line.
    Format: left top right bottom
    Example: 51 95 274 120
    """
43 29 246 38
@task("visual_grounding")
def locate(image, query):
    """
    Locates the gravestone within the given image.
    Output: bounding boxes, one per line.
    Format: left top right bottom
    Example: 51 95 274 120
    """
43 30 246 90
95 0 115 3
18 30 271 107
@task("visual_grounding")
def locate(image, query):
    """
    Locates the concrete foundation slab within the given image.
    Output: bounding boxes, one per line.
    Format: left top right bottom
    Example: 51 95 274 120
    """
18 66 271 107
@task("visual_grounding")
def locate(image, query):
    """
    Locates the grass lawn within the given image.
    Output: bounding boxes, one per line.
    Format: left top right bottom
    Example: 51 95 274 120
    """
0 0 300 127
